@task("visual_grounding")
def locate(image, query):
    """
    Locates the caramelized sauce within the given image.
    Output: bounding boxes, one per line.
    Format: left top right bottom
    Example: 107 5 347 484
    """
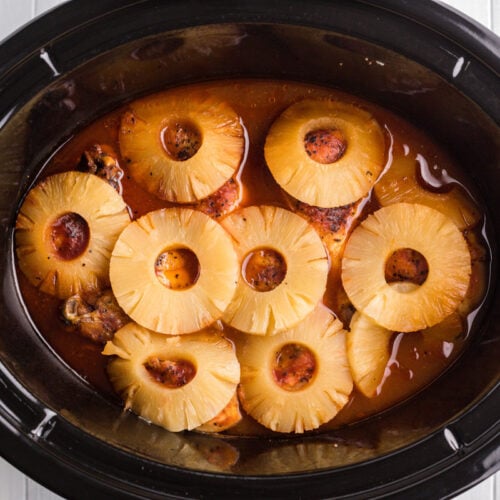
17 80 488 436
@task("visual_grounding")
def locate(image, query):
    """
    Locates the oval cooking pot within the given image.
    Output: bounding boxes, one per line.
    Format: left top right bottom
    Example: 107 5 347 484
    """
0 1 498 498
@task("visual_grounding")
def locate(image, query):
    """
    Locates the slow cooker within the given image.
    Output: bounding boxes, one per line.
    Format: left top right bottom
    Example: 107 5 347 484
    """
0 1 498 498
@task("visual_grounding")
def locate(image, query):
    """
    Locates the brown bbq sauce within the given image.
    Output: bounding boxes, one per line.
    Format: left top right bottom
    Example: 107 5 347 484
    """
17 80 487 436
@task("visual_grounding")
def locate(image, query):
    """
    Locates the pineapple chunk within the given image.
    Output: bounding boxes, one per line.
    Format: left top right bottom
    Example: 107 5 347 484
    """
110 208 239 335
264 99 385 207
348 283 463 399
373 146 480 230
221 205 329 335
119 90 244 202
342 203 471 332
237 306 353 433
103 323 240 432
15 172 130 299
347 311 392 398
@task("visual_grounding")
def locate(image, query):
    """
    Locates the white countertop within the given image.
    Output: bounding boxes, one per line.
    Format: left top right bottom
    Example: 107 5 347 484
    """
0 0 498 498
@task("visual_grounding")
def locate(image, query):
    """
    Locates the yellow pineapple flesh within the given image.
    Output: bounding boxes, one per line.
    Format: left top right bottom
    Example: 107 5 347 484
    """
15 171 130 299
119 90 244 203
237 306 353 433
110 208 239 335
102 323 240 432
347 311 392 398
220 205 329 335
342 203 471 332
264 99 385 207
348 284 463 399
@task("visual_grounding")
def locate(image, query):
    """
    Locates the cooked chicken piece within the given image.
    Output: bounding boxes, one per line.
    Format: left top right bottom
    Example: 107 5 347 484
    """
304 128 346 164
62 289 129 343
196 393 242 433
384 248 429 285
78 144 124 193
144 357 196 387
273 343 316 391
243 248 286 292
193 178 240 219
289 197 361 272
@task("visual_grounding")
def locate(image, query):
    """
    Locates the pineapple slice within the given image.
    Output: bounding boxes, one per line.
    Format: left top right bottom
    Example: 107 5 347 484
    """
342 203 471 332
119 91 244 203
373 145 480 230
103 322 240 432
110 208 238 334
237 306 353 433
264 99 385 207
220 205 329 335
15 171 130 299
347 311 392 398
348 282 464 398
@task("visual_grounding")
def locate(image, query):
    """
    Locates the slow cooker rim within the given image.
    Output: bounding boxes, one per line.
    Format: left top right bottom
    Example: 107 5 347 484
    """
1 0 498 76
0 381 498 499
0 0 499 498
0 0 499 123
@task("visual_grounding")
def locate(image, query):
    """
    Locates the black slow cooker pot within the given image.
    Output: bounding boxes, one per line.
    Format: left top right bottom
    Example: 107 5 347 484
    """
0 1 498 498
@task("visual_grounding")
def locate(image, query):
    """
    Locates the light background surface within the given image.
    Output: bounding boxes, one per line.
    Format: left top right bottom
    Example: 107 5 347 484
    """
0 0 498 498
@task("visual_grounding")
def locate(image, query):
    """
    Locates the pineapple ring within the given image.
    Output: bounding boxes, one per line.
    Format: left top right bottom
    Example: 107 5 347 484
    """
342 203 471 332
264 99 385 207
103 323 240 432
119 91 244 203
15 171 130 299
237 306 353 433
220 205 329 335
110 208 239 334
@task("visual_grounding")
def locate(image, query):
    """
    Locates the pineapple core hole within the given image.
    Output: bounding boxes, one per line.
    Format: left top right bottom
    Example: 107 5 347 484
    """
144 357 196 388
242 248 287 292
273 343 316 391
385 248 429 286
304 128 346 164
48 212 90 261
161 120 202 161
155 248 200 290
